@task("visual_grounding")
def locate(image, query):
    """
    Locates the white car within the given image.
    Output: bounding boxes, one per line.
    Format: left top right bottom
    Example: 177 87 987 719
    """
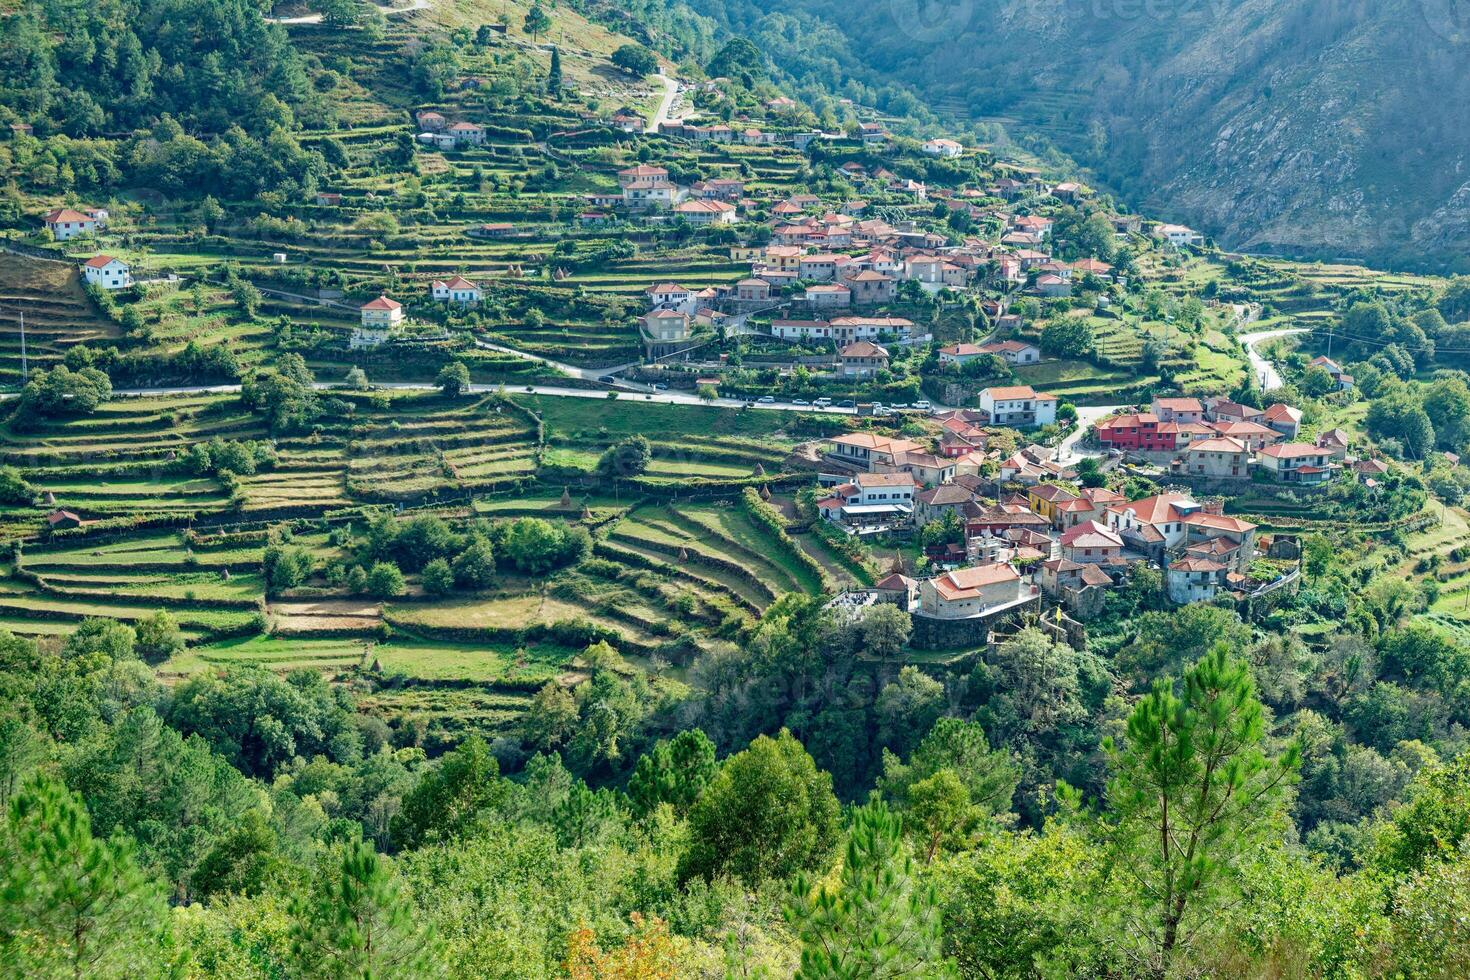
792 398 810 406
913 399 932 411
813 397 833 407
757 395 776 404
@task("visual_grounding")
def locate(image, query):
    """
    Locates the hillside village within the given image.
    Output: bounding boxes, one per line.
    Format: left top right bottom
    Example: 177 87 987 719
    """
1 0 1470 974
0 0 1451 770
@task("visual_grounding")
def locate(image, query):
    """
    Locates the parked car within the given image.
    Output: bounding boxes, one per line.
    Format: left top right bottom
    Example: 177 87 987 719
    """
792 398 810 406
651 383 668 391
836 399 855 408
914 399 932 411
814 397 833 407
757 395 776 403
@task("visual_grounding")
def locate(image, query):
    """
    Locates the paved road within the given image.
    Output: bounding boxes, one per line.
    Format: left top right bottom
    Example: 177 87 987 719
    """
1238 327 1307 391
266 0 429 25
1054 403 1125 465
87 381 864 415
646 72 680 134
472 337 639 383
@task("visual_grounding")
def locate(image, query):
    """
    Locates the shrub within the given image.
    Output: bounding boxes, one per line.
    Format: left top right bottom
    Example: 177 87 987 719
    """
421 558 454 595
452 536 497 589
263 544 312 592
366 562 405 598
135 610 184 664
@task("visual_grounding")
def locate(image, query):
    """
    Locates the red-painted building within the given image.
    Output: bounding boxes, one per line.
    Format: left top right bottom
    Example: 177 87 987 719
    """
1095 412 1180 452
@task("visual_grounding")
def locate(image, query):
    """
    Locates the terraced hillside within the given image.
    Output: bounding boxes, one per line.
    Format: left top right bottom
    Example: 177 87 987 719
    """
0 255 119 387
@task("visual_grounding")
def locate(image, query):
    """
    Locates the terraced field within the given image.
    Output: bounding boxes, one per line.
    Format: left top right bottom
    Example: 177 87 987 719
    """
0 389 546 536
0 255 119 387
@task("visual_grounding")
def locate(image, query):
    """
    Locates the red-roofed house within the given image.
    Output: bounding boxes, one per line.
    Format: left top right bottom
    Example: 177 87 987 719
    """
838 341 889 377
977 339 1041 365
1027 483 1079 526
1262 403 1304 439
674 199 737 225
82 255 131 290
817 472 922 528
1175 436 1251 479
1207 420 1281 452
806 283 852 309
841 269 895 305
1152 396 1205 424
42 208 99 240
1258 443 1337 484
430 276 482 305
735 278 771 302
1311 356 1354 390
617 164 670 186
1166 557 1229 603
978 386 1058 427
1054 487 1126 529
918 563 1026 619
1039 558 1114 616
360 295 403 328
47 509 82 530
1105 492 1204 554
646 282 697 312
1095 413 1176 452
827 432 925 470
1059 520 1124 565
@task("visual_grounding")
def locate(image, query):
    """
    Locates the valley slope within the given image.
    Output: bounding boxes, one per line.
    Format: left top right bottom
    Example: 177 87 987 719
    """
675 0 1470 270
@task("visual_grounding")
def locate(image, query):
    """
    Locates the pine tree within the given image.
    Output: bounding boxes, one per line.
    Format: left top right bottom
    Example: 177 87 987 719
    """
289 840 442 979
547 46 562 95
786 801 956 978
1094 642 1300 975
0 774 183 979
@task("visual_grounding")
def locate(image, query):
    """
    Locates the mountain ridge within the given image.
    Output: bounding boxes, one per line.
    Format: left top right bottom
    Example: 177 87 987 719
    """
669 0 1470 271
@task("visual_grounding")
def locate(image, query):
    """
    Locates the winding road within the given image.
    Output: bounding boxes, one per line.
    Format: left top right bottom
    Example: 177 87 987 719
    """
646 72 680 134
1237 327 1307 391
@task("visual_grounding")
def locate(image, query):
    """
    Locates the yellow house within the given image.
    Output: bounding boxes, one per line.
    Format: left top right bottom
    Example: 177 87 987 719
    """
360 295 403 328
1027 483 1078 526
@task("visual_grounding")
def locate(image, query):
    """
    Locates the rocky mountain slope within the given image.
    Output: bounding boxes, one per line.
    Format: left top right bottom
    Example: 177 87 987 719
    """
681 0 1470 270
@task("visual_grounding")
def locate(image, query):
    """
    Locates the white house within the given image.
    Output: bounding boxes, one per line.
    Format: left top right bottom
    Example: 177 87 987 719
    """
645 282 697 313
446 122 486 145
430 276 482 305
622 180 682 209
81 255 131 290
978 386 1058 427
1104 492 1203 552
1157 223 1204 247
922 138 964 158
42 208 99 241
769 316 913 344
1257 443 1338 484
977 340 1041 365
816 472 921 527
